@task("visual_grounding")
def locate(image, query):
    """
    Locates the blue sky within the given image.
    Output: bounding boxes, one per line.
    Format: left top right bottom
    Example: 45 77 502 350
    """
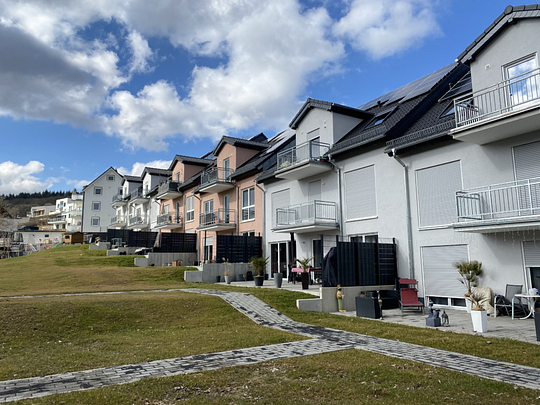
0 0 515 194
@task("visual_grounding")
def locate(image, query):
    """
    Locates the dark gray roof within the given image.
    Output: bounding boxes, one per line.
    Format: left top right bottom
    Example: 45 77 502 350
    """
458 5 540 64
329 63 467 156
289 98 372 130
122 175 142 183
168 155 214 171
212 135 268 155
142 167 172 177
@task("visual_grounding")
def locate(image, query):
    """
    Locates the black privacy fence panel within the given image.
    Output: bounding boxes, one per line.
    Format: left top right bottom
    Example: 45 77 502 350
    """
85 230 196 252
332 237 397 287
216 235 262 263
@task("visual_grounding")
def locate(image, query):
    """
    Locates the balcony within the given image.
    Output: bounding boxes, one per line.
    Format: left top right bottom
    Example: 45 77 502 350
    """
454 177 540 233
48 217 67 224
127 215 149 229
155 214 183 230
69 208 82 217
273 200 339 233
452 68 540 144
197 209 236 231
72 194 83 201
197 167 235 194
156 180 182 200
275 140 331 180
110 215 126 228
130 187 148 204
111 193 127 206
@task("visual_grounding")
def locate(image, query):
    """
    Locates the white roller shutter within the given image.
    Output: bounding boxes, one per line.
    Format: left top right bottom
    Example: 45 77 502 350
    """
308 180 321 201
271 189 290 227
422 244 469 297
514 140 540 181
416 161 462 227
523 241 540 267
344 165 376 220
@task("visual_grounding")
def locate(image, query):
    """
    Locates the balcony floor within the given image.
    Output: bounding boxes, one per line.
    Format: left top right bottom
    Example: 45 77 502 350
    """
197 223 236 231
275 160 332 181
272 222 339 234
453 215 540 233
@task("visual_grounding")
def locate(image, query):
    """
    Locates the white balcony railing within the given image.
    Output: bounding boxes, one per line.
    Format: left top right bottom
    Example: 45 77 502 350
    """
111 216 125 225
275 200 337 228
456 178 540 222
128 215 146 226
454 68 540 127
277 140 330 171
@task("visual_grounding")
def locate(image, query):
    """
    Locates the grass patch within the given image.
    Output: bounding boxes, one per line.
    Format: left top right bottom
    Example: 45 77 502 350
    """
27 350 540 404
0 292 303 380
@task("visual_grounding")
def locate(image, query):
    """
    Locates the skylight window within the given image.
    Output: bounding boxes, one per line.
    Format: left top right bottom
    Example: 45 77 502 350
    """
367 111 390 128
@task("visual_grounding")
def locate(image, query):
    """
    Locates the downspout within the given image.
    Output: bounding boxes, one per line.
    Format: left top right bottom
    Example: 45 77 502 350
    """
391 148 414 280
255 180 266 258
326 155 344 239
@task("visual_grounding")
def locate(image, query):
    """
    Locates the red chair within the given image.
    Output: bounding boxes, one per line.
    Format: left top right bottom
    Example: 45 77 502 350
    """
399 278 424 315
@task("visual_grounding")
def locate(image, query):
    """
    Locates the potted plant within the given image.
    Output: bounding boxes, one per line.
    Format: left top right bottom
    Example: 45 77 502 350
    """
273 270 283 288
469 291 488 333
223 257 232 285
249 256 268 287
454 259 483 313
295 257 312 290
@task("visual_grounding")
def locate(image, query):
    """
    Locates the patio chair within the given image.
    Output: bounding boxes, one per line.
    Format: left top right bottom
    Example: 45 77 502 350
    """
398 278 424 315
494 284 528 318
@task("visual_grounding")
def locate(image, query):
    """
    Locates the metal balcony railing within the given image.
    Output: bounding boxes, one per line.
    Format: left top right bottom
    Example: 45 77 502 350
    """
199 209 236 227
48 217 67 223
128 215 146 226
157 214 182 227
200 167 234 187
110 216 125 225
454 68 540 127
275 200 337 228
277 140 330 171
69 208 82 215
112 193 124 203
72 194 83 201
456 177 540 222
130 186 147 200
157 180 180 196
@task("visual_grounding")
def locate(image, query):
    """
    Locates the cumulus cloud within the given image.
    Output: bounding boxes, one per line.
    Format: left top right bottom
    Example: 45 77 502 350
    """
333 0 440 59
117 160 171 177
0 161 52 194
0 0 442 151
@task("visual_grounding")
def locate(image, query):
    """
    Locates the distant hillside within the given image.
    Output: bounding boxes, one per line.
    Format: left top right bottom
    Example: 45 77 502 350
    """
1 191 71 218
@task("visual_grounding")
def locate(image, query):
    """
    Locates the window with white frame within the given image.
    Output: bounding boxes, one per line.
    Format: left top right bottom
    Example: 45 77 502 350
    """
242 187 255 221
107 175 115 181
416 161 462 228
92 202 101 211
91 217 100 226
94 187 102 195
186 196 194 222
344 165 376 220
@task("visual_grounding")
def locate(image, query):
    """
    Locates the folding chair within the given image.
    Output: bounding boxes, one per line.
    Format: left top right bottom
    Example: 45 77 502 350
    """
494 284 528 318
398 278 424 315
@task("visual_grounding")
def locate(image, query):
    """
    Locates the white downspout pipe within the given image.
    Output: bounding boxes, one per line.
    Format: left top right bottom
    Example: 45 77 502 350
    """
392 148 415 280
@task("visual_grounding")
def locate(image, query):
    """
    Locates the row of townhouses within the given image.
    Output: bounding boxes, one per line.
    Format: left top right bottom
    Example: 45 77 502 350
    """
78 5 540 308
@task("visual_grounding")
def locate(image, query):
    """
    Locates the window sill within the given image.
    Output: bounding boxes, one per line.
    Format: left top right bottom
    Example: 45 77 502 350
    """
418 224 453 231
346 215 378 223
241 218 256 223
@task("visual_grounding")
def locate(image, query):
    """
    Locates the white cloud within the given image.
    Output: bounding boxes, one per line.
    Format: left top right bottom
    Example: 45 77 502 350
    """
0 0 442 152
65 178 90 190
333 0 440 59
0 161 52 194
117 160 171 177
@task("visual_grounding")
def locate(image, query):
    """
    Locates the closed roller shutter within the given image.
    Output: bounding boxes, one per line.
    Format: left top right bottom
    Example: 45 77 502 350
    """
523 241 540 267
422 244 469 297
514 140 540 181
272 189 290 227
308 180 321 201
416 161 462 227
344 165 376 220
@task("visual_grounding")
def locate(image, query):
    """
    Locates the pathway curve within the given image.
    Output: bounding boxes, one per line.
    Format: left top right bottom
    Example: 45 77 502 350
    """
1 288 540 402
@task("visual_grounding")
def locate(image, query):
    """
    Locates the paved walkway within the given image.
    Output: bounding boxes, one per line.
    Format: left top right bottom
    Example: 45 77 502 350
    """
2 289 540 402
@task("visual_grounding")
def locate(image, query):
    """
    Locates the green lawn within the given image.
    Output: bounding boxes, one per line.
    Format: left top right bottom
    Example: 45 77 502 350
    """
1 245 539 404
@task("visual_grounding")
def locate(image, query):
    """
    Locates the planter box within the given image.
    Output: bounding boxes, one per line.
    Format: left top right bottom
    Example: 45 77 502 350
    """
471 309 488 333
355 296 381 319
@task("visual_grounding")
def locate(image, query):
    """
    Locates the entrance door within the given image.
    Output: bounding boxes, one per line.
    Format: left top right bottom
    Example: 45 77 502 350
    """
223 195 230 223
270 242 288 279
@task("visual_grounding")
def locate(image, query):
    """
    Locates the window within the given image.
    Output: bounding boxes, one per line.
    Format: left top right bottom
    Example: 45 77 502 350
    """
94 187 102 195
223 158 230 178
118 187 123 195
344 165 376 220
176 172 181 183
367 111 391 128
272 189 290 227
440 102 455 118
163 205 169 214
91 217 100 227
186 196 194 222
416 161 462 227
242 187 255 221
92 202 101 211
107 175 115 181
241 231 255 236
175 201 181 221
505 55 539 108
422 244 468 299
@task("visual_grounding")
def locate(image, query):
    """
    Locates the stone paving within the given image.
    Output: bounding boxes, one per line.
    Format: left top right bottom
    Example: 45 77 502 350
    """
2 288 540 403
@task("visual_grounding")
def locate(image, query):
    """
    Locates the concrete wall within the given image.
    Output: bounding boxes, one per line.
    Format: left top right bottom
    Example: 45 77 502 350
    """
134 252 197 267
320 286 394 313
184 263 251 283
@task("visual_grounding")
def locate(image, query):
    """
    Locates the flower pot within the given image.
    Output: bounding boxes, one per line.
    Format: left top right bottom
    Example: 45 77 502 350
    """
301 272 309 290
471 309 487 333
274 273 283 288
254 275 264 287
225 275 232 285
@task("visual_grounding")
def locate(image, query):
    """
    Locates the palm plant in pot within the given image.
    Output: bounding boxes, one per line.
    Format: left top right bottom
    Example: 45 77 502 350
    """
454 259 483 313
295 257 312 290
469 291 488 333
249 256 268 287
222 257 232 285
